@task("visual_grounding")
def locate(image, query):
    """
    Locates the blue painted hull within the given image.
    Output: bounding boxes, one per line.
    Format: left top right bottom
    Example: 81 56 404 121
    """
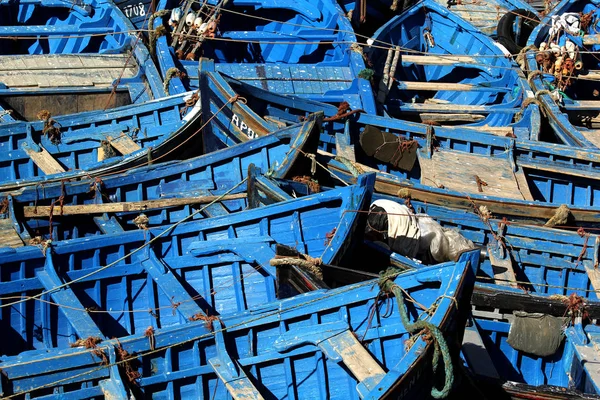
205 69 600 226
0 0 136 55
525 0 600 148
0 91 202 191
0 245 477 399
2 113 322 243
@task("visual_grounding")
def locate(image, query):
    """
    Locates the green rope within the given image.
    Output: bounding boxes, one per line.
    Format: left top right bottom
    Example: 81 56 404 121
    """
378 267 454 398
334 156 363 177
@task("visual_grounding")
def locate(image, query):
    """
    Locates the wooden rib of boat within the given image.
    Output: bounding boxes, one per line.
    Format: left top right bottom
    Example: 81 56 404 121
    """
213 69 600 226
524 0 600 147
0 239 477 399
0 113 322 244
364 0 540 138
153 0 377 114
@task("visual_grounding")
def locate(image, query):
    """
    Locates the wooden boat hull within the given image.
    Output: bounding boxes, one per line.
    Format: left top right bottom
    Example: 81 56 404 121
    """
0 247 477 399
524 0 600 147
154 0 376 114
214 71 600 226
365 0 539 136
0 91 202 191
1 113 322 244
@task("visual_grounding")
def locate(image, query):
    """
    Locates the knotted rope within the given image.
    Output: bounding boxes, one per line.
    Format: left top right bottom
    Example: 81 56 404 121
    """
270 255 323 280
378 267 454 399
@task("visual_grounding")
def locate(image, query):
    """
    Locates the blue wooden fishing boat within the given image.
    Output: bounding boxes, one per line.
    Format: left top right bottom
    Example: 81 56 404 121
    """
524 0 600 148
0 174 373 355
463 288 600 396
153 0 377 113
0 89 202 192
364 0 540 137
0 240 478 399
204 68 600 226
0 0 166 120
0 113 321 244
338 0 539 46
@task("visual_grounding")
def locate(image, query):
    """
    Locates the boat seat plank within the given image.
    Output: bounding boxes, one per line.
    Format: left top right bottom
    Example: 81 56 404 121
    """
400 54 477 65
583 34 600 46
141 251 204 320
397 81 493 92
578 71 600 81
0 54 138 89
223 31 337 42
22 194 248 217
0 219 24 248
578 129 600 149
93 215 125 235
420 113 486 123
23 145 66 175
417 150 534 201
397 102 511 114
563 101 600 111
107 133 141 155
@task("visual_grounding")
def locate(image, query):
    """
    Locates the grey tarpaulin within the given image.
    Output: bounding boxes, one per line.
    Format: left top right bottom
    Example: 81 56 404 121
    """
507 311 566 357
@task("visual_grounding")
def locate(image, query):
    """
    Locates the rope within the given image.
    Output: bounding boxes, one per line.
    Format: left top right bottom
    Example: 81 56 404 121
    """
334 156 364 177
270 257 323 279
163 67 185 95
148 9 171 58
378 267 454 398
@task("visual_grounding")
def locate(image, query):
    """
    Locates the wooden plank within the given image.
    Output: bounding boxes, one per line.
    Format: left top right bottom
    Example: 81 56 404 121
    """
583 34 600 45
142 250 204 320
397 81 477 91
401 54 477 65
420 113 486 122
578 70 600 81
398 103 494 113
23 145 66 175
0 218 24 248
563 100 600 111
0 54 137 89
106 133 141 155
37 269 104 340
23 193 248 217
487 244 519 288
329 330 386 383
417 150 534 201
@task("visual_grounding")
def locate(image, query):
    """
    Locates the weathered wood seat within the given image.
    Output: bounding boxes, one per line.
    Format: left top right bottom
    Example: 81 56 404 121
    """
0 54 138 89
418 149 534 201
